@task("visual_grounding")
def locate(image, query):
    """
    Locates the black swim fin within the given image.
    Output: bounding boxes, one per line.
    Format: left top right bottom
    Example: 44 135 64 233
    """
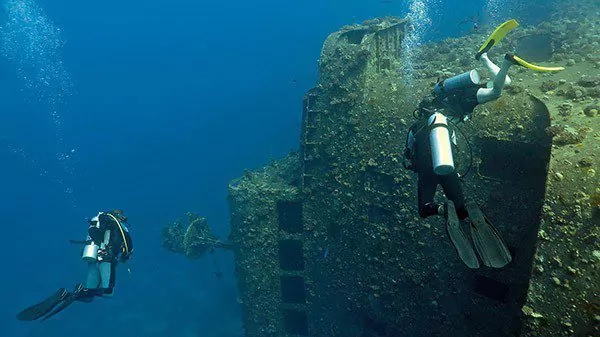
41 284 88 321
41 295 77 320
17 288 67 321
444 200 480 269
466 201 512 268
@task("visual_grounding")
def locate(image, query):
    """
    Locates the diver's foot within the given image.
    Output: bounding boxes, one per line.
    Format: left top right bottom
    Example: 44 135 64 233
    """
73 284 84 294
445 201 480 269
40 285 86 321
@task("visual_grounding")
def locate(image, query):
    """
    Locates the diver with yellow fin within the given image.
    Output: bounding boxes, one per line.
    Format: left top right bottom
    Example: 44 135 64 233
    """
403 19 563 269
17 209 134 321
475 19 563 106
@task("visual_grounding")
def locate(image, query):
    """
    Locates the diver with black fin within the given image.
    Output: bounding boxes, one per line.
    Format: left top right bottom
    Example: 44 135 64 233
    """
403 19 564 268
17 209 134 321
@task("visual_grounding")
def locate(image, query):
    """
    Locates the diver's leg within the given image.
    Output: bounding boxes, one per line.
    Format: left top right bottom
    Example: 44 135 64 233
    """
98 261 115 297
476 57 514 104
440 172 468 220
479 52 511 87
84 262 101 288
77 262 101 303
418 172 441 218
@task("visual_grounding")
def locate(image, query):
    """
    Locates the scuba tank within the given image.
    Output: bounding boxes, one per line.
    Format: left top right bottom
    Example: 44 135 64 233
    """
81 225 111 262
432 70 482 121
428 113 455 175
82 242 99 262
434 70 480 98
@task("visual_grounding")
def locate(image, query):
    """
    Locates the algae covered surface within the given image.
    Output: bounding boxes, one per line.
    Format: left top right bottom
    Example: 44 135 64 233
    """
225 1 599 336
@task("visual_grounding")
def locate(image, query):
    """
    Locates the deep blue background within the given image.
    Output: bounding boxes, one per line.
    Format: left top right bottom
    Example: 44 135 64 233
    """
0 0 552 336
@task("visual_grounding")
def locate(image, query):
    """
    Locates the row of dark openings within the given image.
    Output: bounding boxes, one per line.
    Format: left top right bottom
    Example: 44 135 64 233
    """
278 201 309 335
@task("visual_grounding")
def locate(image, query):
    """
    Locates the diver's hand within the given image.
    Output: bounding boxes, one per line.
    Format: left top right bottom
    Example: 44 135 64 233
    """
97 248 106 261
97 249 114 261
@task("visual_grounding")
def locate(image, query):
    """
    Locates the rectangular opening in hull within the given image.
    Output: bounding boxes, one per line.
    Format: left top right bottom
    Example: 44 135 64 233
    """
281 275 307 304
279 240 305 271
283 309 309 335
278 201 303 233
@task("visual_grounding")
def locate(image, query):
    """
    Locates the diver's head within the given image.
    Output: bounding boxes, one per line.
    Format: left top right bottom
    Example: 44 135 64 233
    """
414 91 443 119
109 209 128 223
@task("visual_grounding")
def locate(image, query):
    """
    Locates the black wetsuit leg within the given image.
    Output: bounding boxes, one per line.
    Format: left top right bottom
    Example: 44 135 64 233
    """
418 171 441 218
440 172 468 219
106 261 117 295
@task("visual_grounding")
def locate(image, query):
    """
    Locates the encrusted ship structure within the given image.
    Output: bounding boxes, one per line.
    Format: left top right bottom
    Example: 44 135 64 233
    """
194 2 600 336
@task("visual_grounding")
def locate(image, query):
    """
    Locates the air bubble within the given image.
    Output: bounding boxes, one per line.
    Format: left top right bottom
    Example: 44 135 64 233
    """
1 0 78 209
400 0 438 90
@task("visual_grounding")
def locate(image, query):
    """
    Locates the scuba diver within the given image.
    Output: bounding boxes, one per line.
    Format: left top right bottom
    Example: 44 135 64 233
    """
17 209 134 321
403 19 564 269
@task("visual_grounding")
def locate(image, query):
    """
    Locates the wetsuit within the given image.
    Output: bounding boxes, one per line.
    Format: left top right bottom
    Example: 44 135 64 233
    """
404 117 468 220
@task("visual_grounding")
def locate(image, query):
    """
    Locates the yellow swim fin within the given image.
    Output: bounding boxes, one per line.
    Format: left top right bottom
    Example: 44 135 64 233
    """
476 19 520 59
506 53 565 72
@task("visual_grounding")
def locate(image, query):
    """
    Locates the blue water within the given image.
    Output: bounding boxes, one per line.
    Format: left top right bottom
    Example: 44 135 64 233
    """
0 0 552 336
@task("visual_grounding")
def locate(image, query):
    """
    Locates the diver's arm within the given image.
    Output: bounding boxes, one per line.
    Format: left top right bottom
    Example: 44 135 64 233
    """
479 52 511 87
404 128 416 160
405 130 415 157
403 126 417 170
476 56 514 104
88 224 103 243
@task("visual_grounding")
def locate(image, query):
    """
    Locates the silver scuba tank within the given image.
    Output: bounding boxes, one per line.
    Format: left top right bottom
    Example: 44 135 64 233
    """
428 113 455 175
82 242 99 262
434 69 480 97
